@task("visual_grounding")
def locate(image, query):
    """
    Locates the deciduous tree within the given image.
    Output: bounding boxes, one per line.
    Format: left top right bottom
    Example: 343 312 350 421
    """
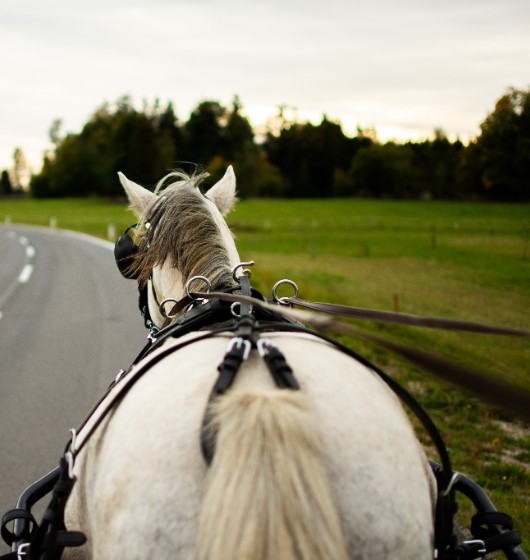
464 87 530 200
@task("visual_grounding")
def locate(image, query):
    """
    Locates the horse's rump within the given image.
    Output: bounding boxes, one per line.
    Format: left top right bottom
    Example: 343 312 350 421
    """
66 332 434 559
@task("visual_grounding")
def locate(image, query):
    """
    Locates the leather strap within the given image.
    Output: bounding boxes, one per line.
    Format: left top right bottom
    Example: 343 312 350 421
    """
260 341 300 390
200 336 252 465
1 509 36 546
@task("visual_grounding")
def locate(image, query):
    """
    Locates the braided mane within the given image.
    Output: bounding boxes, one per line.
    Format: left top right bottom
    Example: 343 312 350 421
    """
129 171 237 291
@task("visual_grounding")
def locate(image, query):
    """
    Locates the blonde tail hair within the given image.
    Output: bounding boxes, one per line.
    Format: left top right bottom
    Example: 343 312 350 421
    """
195 390 349 560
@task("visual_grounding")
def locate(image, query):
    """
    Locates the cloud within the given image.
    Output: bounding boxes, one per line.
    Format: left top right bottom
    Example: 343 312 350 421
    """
1 0 529 169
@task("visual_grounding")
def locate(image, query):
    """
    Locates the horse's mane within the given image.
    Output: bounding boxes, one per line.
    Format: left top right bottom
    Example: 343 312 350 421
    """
129 170 236 290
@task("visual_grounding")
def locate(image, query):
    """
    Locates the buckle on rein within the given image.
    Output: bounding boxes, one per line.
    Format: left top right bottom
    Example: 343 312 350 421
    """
226 337 252 361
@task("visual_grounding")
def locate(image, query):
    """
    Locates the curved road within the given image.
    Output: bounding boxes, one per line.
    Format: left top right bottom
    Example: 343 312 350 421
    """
0 225 147 543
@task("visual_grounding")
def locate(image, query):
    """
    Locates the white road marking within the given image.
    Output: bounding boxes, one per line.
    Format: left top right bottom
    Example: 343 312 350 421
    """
0 311 3 321
18 264 34 284
5 227 115 294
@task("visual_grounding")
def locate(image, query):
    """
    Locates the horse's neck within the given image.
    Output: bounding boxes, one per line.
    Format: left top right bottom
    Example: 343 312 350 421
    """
157 262 187 300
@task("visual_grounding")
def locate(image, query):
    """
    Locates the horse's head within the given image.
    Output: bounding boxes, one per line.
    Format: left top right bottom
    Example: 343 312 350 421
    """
116 166 241 328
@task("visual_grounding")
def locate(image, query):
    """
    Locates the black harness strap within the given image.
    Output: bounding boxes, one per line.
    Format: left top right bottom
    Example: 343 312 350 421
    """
200 335 252 465
258 339 300 390
200 275 301 465
199 332 301 465
27 457 85 560
1 510 36 549
469 511 522 556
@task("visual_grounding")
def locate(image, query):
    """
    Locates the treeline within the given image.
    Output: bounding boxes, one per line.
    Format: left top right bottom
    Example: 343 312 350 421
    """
4 87 530 200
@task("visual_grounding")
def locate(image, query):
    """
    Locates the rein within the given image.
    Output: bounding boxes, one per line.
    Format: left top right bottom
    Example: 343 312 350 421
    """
285 296 530 336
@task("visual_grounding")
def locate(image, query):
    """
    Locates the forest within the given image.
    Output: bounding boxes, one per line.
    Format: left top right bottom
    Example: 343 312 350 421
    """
2 87 529 201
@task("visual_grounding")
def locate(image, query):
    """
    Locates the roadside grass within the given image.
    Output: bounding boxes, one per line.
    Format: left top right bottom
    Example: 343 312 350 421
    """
1 197 136 239
2 195 529 552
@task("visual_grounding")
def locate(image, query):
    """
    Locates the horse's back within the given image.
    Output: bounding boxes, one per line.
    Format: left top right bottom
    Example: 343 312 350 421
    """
66 332 434 559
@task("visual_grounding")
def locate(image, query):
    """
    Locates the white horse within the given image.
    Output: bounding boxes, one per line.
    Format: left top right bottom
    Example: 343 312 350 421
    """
65 166 436 559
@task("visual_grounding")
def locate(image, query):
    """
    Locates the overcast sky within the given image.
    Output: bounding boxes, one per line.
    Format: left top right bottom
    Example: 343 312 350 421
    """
1 0 529 172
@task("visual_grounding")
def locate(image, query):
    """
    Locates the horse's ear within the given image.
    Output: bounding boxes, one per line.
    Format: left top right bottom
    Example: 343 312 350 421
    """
118 172 157 217
205 166 237 216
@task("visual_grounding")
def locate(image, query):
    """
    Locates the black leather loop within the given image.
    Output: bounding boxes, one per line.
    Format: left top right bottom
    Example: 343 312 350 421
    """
1 509 36 546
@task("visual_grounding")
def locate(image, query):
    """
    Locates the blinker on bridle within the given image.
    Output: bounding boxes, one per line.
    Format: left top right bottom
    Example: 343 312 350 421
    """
114 218 155 280
115 221 163 334
113 194 170 280
114 213 196 330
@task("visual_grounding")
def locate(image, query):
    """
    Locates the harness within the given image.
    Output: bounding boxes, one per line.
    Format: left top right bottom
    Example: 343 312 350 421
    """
2 248 527 560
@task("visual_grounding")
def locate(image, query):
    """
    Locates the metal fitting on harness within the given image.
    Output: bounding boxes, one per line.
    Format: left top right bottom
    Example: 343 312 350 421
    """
442 471 461 496
231 301 254 318
64 429 77 480
459 539 487 559
17 542 30 560
226 337 252 361
257 338 300 390
257 338 274 357
272 279 298 305
231 261 255 281
185 276 211 301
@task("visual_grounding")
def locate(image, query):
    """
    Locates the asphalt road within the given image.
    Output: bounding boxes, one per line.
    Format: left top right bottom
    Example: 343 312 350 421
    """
0 225 147 538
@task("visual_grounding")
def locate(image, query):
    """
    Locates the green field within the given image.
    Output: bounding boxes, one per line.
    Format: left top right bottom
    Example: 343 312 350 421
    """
2 196 529 552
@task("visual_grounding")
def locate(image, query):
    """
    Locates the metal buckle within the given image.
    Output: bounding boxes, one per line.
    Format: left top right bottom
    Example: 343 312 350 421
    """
441 471 461 496
462 539 487 559
17 543 30 560
147 330 158 343
226 337 252 361
65 429 77 480
146 321 160 342
257 338 275 357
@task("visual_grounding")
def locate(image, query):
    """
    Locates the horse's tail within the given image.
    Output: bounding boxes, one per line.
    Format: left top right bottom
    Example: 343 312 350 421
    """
195 390 349 560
